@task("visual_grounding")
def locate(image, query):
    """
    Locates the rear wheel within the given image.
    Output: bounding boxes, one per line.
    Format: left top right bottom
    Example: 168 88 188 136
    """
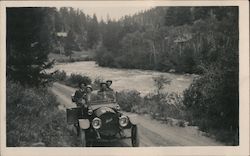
131 125 139 147
80 129 86 147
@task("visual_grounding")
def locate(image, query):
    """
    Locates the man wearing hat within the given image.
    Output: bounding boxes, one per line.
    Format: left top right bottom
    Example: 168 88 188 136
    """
73 82 87 107
97 82 108 99
97 81 116 102
72 82 88 136
85 84 93 105
106 80 114 91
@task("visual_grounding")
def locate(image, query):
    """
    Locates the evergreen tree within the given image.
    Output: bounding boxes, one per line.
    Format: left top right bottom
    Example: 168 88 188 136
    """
165 7 192 26
86 14 99 48
64 30 75 59
6 8 55 86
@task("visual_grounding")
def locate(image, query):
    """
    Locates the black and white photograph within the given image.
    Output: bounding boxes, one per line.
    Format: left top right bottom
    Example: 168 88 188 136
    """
1 1 249 155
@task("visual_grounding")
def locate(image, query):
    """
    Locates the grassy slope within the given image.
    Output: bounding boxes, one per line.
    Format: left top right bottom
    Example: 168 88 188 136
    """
6 81 79 147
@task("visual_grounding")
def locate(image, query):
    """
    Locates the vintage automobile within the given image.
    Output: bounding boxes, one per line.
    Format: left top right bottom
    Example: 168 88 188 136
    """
66 91 139 147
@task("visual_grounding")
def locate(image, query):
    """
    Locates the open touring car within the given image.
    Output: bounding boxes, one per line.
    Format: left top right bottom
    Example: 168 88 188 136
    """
66 91 139 147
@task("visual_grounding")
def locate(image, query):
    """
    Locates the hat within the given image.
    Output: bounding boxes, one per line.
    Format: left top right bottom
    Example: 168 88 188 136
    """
100 82 107 86
79 82 86 87
86 85 93 91
106 80 112 84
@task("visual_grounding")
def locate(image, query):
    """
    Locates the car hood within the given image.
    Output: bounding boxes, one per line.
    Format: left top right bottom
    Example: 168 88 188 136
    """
88 103 118 111
93 106 116 117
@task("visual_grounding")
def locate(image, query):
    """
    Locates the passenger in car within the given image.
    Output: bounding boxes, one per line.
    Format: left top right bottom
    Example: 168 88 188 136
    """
97 82 108 99
85 84 93 105
72 82 88 135
97 81 116 102
73 82 87 107
106 80 114 91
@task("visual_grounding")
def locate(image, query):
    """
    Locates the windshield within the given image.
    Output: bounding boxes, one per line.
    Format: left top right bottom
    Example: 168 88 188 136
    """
89 91 116 105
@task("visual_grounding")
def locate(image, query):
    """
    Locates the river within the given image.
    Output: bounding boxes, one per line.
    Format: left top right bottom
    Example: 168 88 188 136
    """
52 61 196 95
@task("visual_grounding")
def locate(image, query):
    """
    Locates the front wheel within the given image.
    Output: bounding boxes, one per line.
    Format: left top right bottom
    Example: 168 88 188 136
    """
80 129 86 147
131 125 139 147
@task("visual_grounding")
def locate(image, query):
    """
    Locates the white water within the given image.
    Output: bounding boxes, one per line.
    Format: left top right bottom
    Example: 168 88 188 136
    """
52 61 195 95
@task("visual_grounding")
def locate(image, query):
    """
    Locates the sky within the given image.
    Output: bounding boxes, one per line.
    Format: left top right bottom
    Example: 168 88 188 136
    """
78 7 152 22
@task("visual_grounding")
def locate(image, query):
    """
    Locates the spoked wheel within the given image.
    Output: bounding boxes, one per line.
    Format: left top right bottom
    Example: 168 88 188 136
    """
80 129 86 147
131 125 139 147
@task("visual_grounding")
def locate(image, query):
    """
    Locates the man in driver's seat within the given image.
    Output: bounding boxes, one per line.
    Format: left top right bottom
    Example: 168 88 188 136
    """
97 82 116 102
97 82 107 98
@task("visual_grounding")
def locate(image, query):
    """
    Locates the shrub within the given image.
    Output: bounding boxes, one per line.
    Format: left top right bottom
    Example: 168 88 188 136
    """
177 120 186 127
6 81 77 146
53 70 67 81
52 71 93 90
116 90 185 120
153 75 172 95
183 63 239 145
116 90 142 112
144 92 185 120
66 73 92 87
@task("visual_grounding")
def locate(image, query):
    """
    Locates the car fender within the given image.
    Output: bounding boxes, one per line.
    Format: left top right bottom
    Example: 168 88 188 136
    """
128 114 139 125
78 119 90 129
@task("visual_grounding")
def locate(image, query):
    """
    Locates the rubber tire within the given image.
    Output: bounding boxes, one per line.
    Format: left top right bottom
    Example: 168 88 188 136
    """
131 125 139 147
80 129 87 147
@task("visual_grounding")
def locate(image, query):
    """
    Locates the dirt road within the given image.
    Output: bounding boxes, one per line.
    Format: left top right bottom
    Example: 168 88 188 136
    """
51 82 223 147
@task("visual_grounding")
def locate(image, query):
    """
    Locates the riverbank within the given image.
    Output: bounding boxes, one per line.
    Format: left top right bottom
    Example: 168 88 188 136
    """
48 50 95 63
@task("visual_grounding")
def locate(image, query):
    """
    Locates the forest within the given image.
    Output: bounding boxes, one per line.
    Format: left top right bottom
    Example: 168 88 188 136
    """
46 7 238 75
6 7 239 145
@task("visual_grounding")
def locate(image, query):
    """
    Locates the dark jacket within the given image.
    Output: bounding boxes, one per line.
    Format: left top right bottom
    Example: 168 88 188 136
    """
74 89 86 106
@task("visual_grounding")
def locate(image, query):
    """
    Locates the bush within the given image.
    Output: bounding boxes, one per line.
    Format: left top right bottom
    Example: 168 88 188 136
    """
6 81 77 146
116 90 185 120
52 71 93 90
116 90 142 112
53 70 67 81
66 73 92 87
144 93 185 120
177 120 186 127
183 63 239 145
153 75 172 95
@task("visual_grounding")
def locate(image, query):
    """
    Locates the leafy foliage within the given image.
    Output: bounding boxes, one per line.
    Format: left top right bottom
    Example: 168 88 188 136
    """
183 7 239 145
96 7 239 144
86 14 99 48
6 8 56 86
95 7 238 75
6 81 78 146
153 75 172 95
66 73 92 87
117 90 185 121
53 7 100 51
64 30 76 58
165 7 192 26
117 90 142 112
52 71 92 88
53 70 67 81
